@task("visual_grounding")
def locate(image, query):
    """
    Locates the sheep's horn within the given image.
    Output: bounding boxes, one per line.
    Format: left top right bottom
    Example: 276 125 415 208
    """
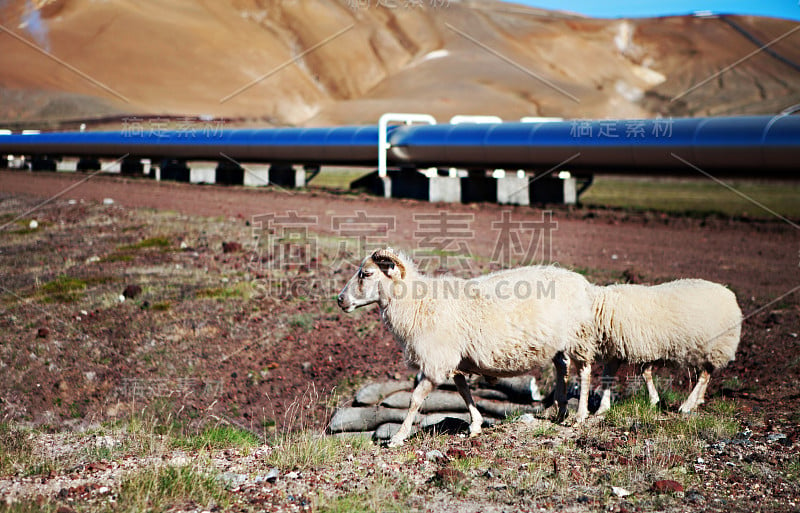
371 248 406 279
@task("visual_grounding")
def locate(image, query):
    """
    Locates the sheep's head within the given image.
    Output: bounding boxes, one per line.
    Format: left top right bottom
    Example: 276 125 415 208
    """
337 248 407 313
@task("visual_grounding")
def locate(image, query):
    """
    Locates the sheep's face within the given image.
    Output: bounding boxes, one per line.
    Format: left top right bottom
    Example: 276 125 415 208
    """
338 250 404 313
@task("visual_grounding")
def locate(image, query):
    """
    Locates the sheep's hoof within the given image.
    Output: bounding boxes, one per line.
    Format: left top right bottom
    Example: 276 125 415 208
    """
468 428 482 438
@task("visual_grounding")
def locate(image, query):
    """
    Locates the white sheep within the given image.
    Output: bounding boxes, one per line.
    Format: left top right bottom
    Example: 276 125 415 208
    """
337 248 597 446
591 279 742 415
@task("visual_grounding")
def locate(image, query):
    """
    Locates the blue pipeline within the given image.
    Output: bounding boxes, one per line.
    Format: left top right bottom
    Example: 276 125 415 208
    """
1 115 798 176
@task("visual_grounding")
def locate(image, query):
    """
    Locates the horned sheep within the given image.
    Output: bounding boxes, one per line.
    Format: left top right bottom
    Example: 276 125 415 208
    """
337 248 597 447
591 278 742 415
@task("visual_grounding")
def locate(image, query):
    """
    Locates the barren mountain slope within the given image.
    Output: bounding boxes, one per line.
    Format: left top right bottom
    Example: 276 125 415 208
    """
0 0 798 126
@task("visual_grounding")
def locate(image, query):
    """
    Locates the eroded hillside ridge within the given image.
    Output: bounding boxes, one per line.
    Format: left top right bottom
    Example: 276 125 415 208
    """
0 0 798 126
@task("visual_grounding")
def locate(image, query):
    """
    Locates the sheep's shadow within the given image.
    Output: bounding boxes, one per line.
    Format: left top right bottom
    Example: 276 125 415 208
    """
421 417 473 437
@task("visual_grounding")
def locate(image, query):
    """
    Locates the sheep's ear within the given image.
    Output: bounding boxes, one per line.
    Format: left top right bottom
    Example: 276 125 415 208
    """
372 249 406 280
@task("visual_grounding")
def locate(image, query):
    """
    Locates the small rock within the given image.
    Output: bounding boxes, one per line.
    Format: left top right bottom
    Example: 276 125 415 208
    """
103 198 114 205
517 413 537 424
222 241 243 253
37 327 49 338
262 468 280 483
766 433 787 443
285 471 300 480
621 268 643 284
484 468 499 479
446 447 466 459
373 423 404 440
612 486 632 497
123 284 142 299
426 450 446 463
651 480 683 494
685 489 705 503
328 407 411 433
433 467 465 486
381 390 467 412
218 472 247 489
29 219 38 229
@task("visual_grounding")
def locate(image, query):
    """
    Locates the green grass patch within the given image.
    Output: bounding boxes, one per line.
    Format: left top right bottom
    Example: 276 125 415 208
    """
39 275 87 303
0 499 59 513
288 312 316 330
317 471 413 513
581 177 800 219
119 236 171 251
151 300 172 311
266 432 372 471
196 281 254 301
100 252 135 263
604 395 739 442
117 465 229 513
307 168 372 190
0 423 33 476
174 425 261 451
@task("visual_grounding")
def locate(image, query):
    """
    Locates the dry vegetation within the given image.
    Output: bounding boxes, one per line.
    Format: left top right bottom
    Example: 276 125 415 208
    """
1 190 798 512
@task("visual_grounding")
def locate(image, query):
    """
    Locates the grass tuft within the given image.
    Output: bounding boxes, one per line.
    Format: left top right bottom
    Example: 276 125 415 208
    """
174 425 261 451
265 432 372 471
117 464 228 512
39 275 87 303
0 423 33 476
196 282 254 301
120 237 171 251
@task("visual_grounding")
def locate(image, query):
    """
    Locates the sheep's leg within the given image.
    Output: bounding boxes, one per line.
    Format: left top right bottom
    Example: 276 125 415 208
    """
454 374 483 437
388 376 435 447
552 352 570 422
596 358 620 416
678 369 711 414
694 368 712 408
642 364 660 406
574 360 592 423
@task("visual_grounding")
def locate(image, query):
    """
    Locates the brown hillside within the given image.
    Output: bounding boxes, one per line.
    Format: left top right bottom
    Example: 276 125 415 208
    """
0 0 798 127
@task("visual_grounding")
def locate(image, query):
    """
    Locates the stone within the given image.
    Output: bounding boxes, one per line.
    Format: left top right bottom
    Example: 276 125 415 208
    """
487 376 543 402
612 486 632 497
218 472 247 489
472 389 509 401
327 407 412 433
651 480 684 494
264 468 280 483
381 390 468 412
433 467 465 485
766 433 787 443
425 450 446 462
476 399 543 418
122 285 142 299
222 241 243 253
685 489 705 503
374 423 406 440
354 381 414 406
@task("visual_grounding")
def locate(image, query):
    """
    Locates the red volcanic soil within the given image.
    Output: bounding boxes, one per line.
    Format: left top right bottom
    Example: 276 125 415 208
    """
0 170 798 432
